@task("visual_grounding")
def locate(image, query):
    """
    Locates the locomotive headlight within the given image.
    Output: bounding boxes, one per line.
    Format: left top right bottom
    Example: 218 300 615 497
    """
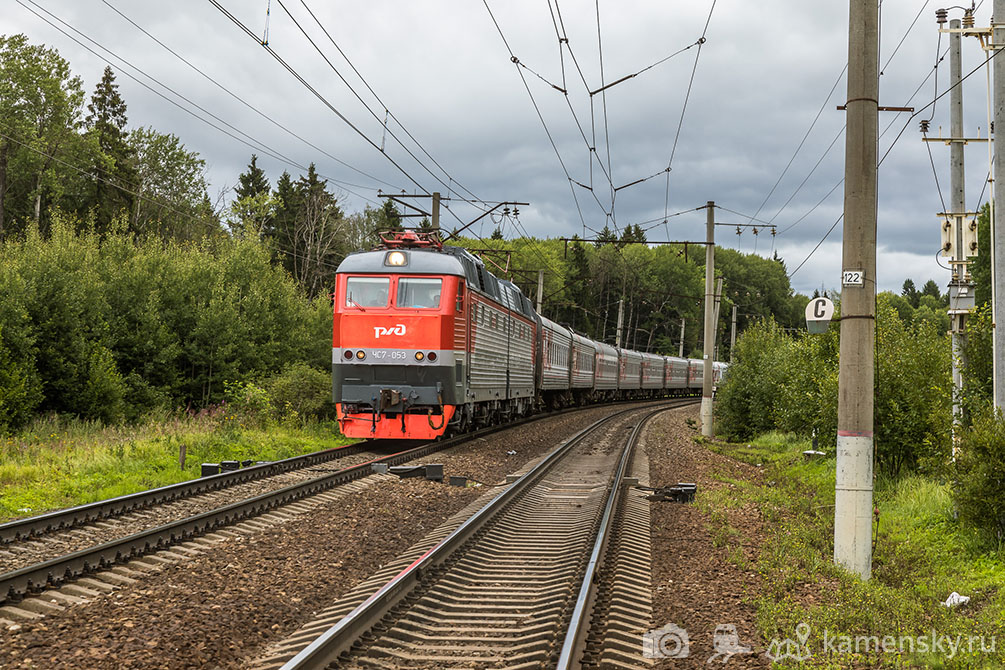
356 350 366 360
386 251 407 266
414 351 424 361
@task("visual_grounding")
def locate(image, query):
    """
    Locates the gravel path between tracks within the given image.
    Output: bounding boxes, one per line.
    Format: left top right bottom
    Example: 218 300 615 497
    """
0 403 653 670
645 406 770 669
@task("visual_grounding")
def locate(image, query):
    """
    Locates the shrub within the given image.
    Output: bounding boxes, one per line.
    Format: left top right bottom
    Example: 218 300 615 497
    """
0 210 331 427
715 318 792 440
716 296 952 475
953 408 1005 545
264 362 336 425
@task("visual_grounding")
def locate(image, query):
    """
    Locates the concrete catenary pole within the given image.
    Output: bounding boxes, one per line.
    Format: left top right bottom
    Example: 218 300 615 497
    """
431 191 440 233
712 277 724 362
679 318 686 357
834 0 878 580
615 298 624 348
949 18 967 437
730 303 738 363
536 269 544 314
994 0 1005 409
701 201 716 438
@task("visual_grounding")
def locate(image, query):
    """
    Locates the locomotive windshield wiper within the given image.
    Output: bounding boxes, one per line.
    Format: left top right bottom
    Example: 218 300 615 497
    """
347 294 366 311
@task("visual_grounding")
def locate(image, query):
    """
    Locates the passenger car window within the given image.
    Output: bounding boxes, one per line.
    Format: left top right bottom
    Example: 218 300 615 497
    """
397 277 442 308
346 276 389 307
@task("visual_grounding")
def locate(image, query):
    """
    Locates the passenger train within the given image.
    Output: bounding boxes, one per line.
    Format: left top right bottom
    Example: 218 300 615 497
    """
332 231 726 440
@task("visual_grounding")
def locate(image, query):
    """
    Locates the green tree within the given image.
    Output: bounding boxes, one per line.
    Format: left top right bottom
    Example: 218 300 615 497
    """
901 278 919 308
235 154 269 201
594 225 617 248
84 66 135 232
0 34 86 237
376 199 402 232
127 126 215 239
286 164 345 296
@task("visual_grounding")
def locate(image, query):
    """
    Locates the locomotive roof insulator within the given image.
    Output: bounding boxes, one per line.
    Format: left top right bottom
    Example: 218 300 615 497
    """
379 230 443 251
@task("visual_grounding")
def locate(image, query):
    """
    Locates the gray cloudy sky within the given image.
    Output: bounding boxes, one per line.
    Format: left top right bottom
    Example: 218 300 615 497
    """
7 1 995 296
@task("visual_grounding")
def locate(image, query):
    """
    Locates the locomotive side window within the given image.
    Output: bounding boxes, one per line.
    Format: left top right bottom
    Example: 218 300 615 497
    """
397 277 442 308
346 276 389 307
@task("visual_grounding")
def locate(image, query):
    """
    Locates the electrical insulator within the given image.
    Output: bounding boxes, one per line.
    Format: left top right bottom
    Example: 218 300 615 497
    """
963 10 975 28
920 119 931 133
936 8 948 24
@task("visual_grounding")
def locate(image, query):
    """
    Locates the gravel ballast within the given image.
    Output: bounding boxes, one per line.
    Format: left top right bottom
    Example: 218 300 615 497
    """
644 406 770 669
1 402 664 669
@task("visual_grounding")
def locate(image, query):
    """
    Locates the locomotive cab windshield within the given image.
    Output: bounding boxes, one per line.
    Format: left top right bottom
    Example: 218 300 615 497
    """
333 234 467 440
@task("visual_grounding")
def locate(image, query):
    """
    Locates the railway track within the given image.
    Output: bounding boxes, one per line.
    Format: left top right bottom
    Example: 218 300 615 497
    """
0 399 678 613
254 401 678 669
0 444 396 576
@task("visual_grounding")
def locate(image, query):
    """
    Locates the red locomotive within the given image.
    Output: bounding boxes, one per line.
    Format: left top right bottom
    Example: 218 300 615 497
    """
332 231 724 440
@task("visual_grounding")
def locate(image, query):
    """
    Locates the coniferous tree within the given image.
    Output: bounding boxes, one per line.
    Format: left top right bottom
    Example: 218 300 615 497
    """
235 154 269 200
270 170 296 263
595 225 616 248
377 199 403 232
902 278 919 308
85 66 135 232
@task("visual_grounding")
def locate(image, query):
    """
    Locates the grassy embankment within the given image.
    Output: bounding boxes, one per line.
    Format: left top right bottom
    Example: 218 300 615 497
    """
0 410 353 522
701 432 1005 669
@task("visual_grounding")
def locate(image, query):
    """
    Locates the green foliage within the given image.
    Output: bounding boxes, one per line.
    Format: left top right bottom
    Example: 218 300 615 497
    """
953 407 1005 544
127 126 216 240
961 302 993 415
84 66 135 232
716 296 951 474
263 362 337 425
715 318 794 439
705 435 1005 669
874 298 951 473
0 210 328 429
0 33 86 237
0 412 354 521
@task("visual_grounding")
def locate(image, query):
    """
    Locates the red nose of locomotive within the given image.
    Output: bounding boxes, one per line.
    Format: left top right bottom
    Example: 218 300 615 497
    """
333 236 462 439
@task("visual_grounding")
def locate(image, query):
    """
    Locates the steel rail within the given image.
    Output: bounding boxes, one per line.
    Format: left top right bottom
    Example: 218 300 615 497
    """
0 441 435 603
0 398 678 604
0 439 384 543
555 406 661 669
279 400 689 670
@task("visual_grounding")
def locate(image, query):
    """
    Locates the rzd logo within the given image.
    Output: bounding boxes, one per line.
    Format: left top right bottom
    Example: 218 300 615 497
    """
373 324 406 338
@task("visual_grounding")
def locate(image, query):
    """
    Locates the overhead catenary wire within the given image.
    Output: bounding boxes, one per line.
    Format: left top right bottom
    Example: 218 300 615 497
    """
482 0 591 234
18 0 384 205
206 0 429 194
788 38 1002 279
287 1 490 207
100 0 401 194
764 1 944 236
662 0 716 236
744 63 847 227
0 125 350 274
